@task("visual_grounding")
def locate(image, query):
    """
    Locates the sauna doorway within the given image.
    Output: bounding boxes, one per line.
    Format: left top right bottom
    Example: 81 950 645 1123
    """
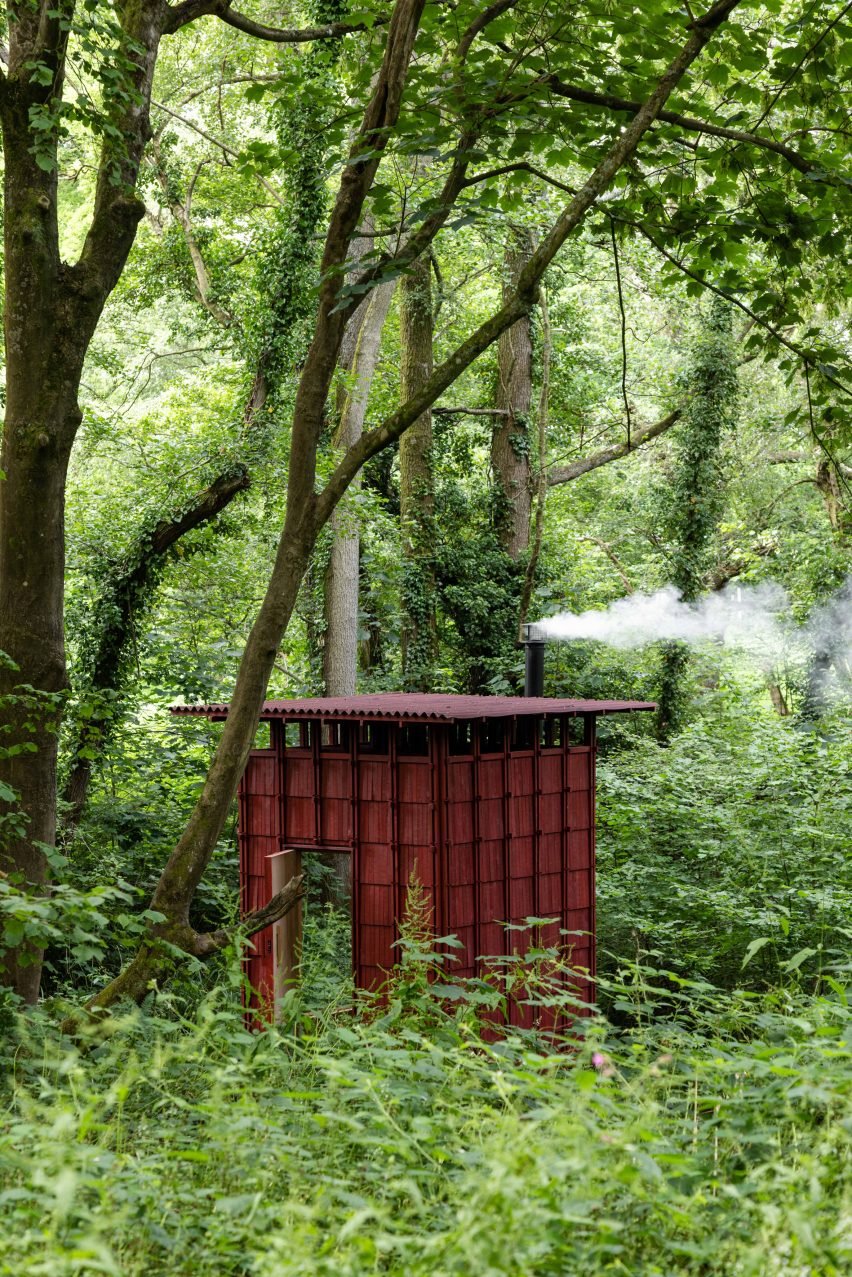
268 847 353 1019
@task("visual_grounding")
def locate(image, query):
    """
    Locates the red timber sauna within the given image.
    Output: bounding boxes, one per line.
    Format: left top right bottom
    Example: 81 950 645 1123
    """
172 694 654 1024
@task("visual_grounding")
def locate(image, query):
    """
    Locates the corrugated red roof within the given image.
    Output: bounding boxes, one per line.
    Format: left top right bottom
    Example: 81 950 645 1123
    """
171 693 655 721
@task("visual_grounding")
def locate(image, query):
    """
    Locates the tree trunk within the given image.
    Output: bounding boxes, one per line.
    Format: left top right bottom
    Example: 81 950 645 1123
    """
323 277 397 695
518 285 552 639
61 468 251 833
0 430 73 1001
399 253 437 690
0 70 75 993
656 296 737 741
491 228 535 561
0 0 157 996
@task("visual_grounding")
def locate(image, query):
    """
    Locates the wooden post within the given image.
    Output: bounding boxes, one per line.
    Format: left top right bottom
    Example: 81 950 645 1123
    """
269 849 303 1018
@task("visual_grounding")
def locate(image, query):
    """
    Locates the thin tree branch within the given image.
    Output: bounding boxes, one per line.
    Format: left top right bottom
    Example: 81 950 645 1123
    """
547 408 682 487
192 874 305 957
463 161 576 194
163 0 382 41
172 73 281 109
151 99 288 207
578 536 635 593
433 406 508 416
805 359 852 502
150 142 233 325
610 221 631 448
623 216 852 402
456 0 518 63
750 0 852 130
518 284 552 638
547 76 833 179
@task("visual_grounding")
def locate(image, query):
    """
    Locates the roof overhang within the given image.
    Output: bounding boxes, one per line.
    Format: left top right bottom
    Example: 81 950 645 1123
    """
170 693 656 724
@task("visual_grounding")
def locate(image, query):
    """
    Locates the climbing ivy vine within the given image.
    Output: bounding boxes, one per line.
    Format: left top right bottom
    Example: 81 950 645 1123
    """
657 296 739 738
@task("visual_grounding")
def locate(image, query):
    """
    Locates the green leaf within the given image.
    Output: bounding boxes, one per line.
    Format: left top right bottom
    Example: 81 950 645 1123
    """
741 937 771 969
782 947 818 973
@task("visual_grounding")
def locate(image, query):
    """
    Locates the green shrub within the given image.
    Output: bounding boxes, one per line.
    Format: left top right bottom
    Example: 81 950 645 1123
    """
597 704 852 991
1 946 849 1277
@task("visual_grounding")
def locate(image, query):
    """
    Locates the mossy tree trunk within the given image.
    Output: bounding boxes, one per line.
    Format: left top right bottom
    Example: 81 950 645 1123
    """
0 0 161 1001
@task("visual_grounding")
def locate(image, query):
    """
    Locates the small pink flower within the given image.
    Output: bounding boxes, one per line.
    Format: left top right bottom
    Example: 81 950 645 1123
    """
592 1051 606 1068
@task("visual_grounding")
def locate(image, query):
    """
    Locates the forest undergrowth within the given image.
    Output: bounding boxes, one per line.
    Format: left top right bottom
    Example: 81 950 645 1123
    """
1 701 850 1277
0 943 849 1276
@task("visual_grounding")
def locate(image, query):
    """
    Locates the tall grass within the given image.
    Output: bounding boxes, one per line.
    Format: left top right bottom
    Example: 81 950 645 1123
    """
1 941 849 1276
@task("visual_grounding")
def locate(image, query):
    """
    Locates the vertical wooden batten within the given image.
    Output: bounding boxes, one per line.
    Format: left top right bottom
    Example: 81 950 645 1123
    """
269 848 303 1017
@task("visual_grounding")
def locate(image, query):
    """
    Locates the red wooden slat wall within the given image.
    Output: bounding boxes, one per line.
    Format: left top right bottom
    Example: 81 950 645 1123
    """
444 729 595 1029
238 748 279 1019
237 716 597 1027
354 743 439 989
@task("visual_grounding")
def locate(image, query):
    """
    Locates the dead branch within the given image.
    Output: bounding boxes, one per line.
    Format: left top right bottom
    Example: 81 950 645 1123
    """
192 874 305 957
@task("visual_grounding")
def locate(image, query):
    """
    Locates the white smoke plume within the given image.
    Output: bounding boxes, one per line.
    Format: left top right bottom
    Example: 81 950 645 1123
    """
534 578 852 675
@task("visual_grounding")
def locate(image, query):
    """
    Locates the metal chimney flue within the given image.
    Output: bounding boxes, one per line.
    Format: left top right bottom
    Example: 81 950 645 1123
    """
522 622 546 697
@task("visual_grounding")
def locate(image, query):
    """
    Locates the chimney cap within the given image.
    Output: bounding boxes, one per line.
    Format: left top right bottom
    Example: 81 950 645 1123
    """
523 621 547 643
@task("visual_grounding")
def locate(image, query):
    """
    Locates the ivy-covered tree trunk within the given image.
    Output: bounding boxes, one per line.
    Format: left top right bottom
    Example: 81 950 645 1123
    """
0 1 160 1001
491 228 535 561
656 296 738 741
399 254 437 690
61 469 251 834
